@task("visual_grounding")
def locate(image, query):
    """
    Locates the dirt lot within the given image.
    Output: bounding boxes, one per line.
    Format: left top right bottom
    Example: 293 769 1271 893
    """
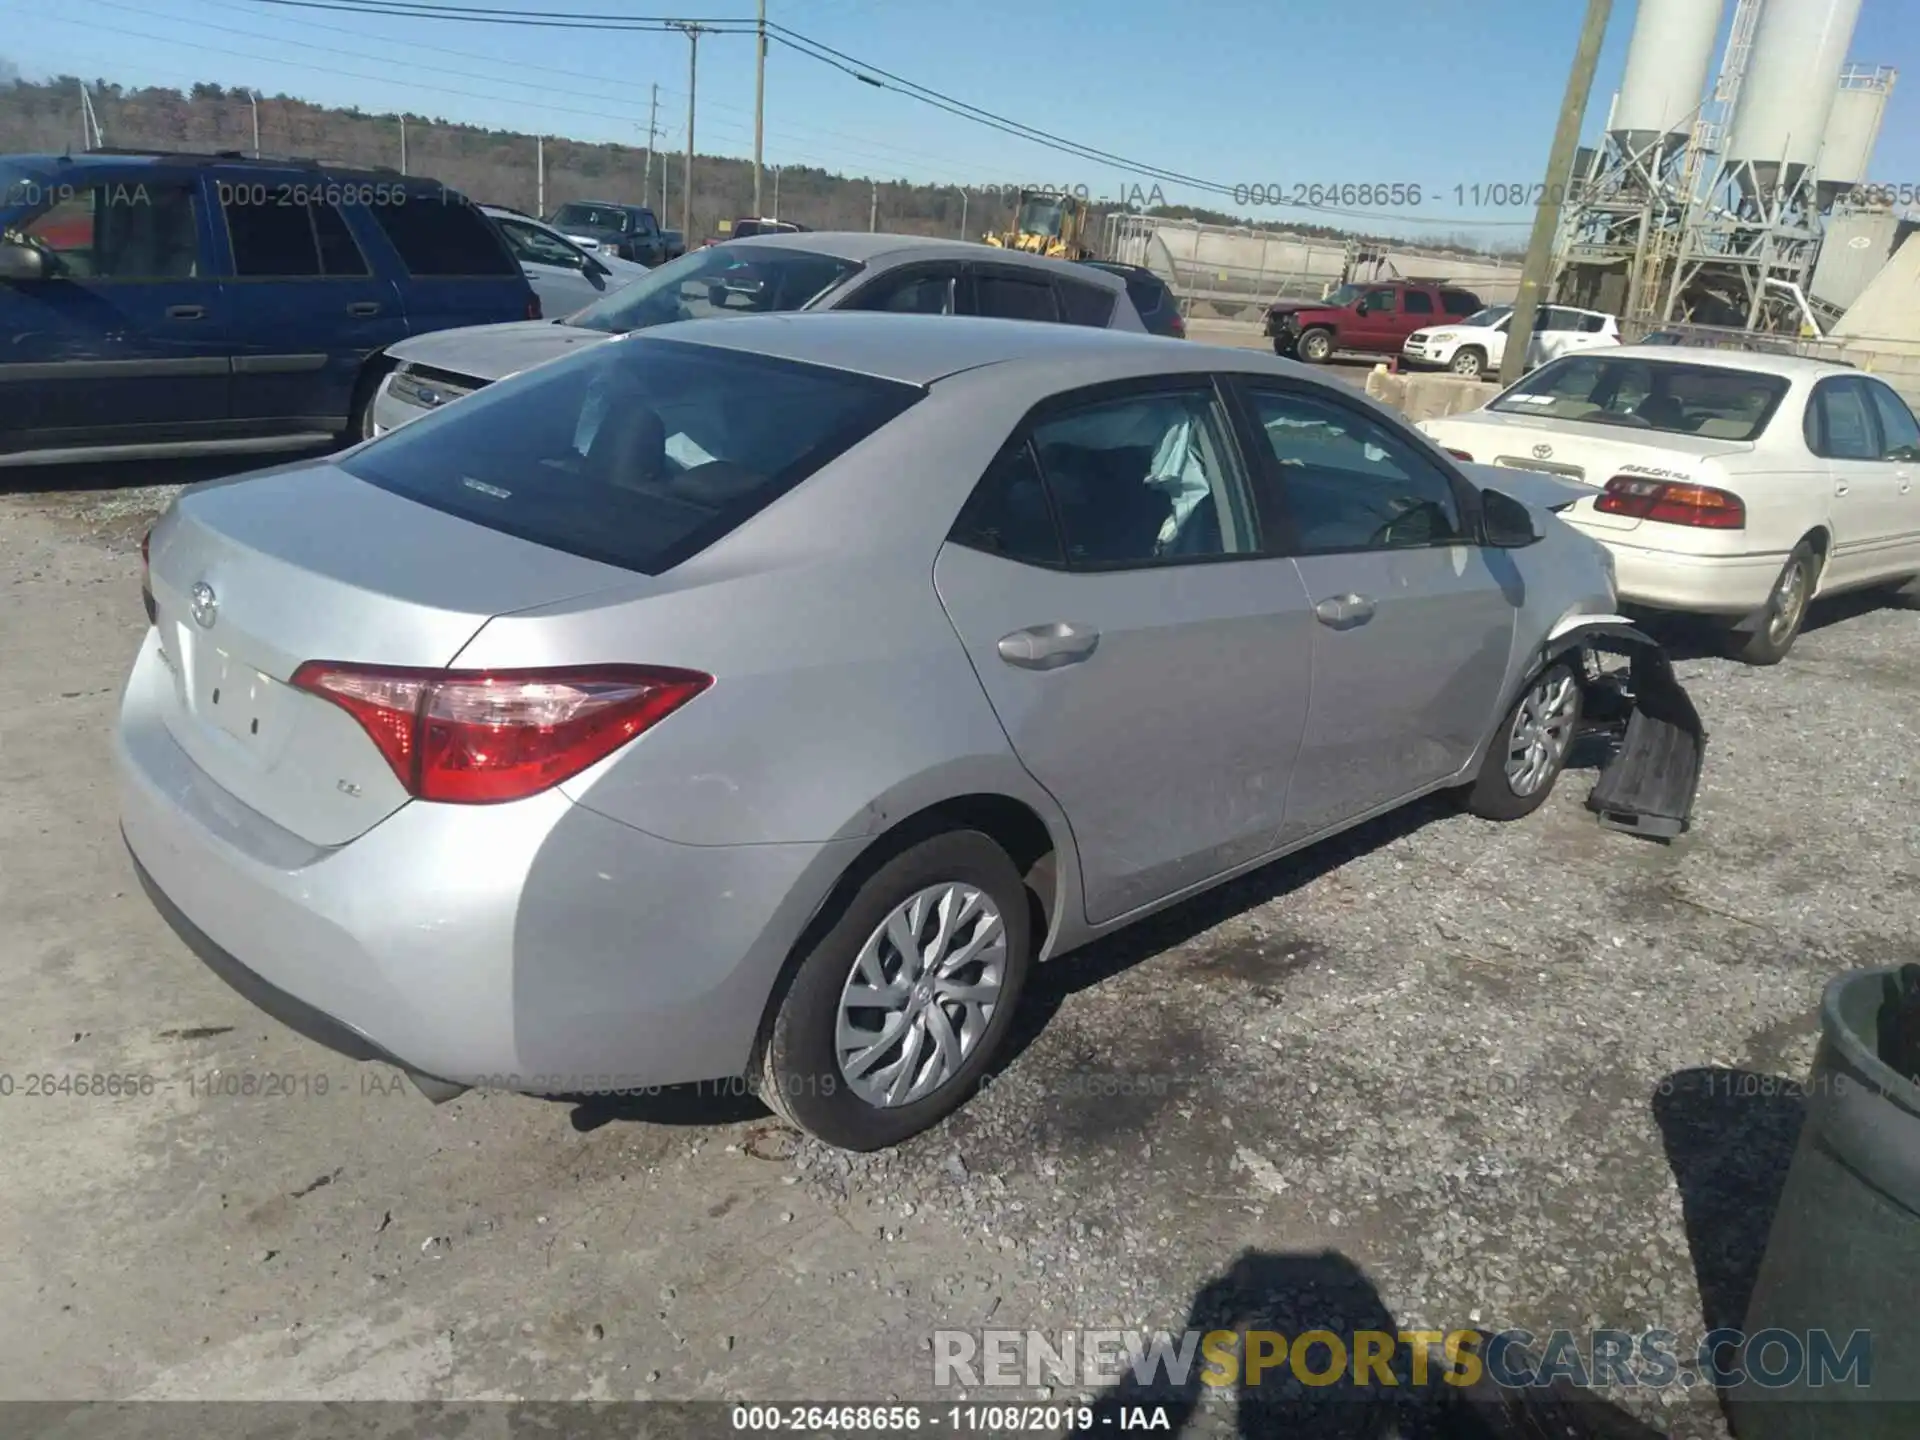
3 457 1917 1438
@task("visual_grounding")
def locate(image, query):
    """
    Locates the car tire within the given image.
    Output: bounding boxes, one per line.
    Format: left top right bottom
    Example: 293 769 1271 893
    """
1461 659 1584 822
1727 540 1819 666
1296 328 1335 364
756 829 1033 1151
1450 347 1487 378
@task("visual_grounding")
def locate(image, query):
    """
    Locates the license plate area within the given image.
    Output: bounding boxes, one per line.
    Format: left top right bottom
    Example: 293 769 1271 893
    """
178 628 290 751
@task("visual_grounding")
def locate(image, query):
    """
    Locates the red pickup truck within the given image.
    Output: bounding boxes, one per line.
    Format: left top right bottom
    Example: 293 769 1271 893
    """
1265 280 1484 363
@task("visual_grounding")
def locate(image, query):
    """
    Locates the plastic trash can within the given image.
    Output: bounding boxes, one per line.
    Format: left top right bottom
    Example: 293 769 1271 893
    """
1730 966 1920 1439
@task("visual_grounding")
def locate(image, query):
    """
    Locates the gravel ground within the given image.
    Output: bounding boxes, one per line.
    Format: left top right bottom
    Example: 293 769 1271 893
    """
3 459 1916 1439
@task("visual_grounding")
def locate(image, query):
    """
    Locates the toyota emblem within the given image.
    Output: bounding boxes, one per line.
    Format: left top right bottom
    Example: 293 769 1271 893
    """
1531 443 1554 459
189 581 218 629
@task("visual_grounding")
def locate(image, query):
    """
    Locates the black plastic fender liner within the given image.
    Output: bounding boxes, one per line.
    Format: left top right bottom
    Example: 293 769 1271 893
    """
1537 620 1708 842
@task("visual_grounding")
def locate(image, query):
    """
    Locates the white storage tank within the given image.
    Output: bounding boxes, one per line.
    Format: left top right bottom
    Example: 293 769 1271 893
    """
1817 64 1896 206
1611 0 1726 159
1724 0 1865 202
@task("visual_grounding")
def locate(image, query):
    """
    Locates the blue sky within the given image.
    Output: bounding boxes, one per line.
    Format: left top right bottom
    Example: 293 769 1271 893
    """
3 0 1916 241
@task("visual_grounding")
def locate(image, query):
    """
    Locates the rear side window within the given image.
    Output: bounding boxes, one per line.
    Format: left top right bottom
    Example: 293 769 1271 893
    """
1057 280 1116 328
224 197 370 278
1123 277 1165 318
1867 381 1920 458
1807 378 1880 460
1403 291 1434 314
949 440 1065 566
342 338 921 575
977 272 1060 322
369 195 518 277
1441 291 1481 316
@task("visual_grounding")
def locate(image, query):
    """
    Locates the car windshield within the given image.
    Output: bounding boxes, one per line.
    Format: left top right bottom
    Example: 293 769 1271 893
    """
342 337 921 575
1461 305 1512 330
1014 198 1066 237
564 244 860 334
1490 355 1790 441
552 204 631 233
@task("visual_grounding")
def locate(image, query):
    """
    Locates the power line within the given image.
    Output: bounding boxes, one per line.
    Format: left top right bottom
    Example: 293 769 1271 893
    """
231 0 1530 226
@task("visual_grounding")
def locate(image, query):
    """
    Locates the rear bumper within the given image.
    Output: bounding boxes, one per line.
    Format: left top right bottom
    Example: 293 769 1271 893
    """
1570 532 1786 616
117 633 853 1092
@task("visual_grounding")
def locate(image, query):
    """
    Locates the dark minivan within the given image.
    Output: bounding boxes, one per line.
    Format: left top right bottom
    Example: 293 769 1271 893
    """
0 149 539 463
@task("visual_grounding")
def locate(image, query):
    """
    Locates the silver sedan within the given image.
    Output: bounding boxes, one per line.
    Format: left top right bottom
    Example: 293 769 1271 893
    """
120 315 1702 1151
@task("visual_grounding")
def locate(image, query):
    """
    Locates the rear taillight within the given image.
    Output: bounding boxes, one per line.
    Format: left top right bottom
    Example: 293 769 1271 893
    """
526 294 543 320
1169 312 1185 337
1443 447 1474 462
289 663 711 804
1594 475 1745 529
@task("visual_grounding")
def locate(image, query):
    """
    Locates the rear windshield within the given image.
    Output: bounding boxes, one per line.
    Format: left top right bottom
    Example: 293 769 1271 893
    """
564 243 861 335
552 203 632 233
1489 354 1789 441
343 338 921 575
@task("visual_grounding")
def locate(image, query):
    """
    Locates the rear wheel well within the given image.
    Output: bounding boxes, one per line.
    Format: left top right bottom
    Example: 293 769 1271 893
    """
340 353 396 444
746 794 1062 1081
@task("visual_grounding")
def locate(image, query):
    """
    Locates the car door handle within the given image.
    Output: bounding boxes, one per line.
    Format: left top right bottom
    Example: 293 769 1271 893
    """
997 622 1099 670
1314 593 1376 628
165 304 205 320
1835 482 1850 496
346 301 382 317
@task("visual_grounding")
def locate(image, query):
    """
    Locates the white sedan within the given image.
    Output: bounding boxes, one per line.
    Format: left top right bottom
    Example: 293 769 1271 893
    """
1403 304 1619 379
1420 346 1920 663
481 205 649 317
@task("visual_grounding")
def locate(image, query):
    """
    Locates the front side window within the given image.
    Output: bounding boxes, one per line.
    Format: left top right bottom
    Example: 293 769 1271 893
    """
1491 356 1788 441
845 267 957 315
499 218 585 271
1362 288 1397 314
1866 381 1920 459
976 272 1060 322
1247 387 1467 553
1029 389 1258 566
21 181 200 280
567 244 860 334
342 338 921 575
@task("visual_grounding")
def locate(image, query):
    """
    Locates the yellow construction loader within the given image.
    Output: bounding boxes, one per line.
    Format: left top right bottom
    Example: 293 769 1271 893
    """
984 189 1094 260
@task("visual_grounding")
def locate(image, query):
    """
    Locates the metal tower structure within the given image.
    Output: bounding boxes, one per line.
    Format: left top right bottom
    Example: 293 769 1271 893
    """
1664 0 1863 331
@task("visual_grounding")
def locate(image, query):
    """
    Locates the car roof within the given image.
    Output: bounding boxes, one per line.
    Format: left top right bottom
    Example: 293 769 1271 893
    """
632 311 1278 386
5 150 409 180
558 199 651 213
722 230 1129 294
1598 345 1854 378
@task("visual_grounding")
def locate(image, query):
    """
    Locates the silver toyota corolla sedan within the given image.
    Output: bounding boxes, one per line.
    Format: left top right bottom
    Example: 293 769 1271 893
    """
120 315 1704 1151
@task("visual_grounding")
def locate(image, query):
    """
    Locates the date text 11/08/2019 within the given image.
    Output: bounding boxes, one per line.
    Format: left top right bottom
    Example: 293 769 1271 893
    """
729 1404 1172 1432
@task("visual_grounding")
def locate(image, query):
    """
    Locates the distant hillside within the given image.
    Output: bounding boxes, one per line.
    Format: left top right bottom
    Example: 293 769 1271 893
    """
1 74 1511 258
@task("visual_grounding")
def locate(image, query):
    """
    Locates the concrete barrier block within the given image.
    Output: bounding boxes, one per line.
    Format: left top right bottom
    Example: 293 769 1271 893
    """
1366 369 1494 421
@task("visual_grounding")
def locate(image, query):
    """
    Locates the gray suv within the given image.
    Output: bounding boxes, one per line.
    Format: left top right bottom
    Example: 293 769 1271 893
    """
369 231 1144 435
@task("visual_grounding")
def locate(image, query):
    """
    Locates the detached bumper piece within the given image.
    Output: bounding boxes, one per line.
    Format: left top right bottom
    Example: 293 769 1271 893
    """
1577 637 1706 841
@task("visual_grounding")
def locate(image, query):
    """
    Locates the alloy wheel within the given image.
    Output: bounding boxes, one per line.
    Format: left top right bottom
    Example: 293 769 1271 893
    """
835 882 1007 1108
1767 556 1810 646
1504 671 1579 797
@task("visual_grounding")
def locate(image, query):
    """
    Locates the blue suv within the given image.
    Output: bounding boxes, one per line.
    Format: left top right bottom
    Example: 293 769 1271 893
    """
0 149 540 463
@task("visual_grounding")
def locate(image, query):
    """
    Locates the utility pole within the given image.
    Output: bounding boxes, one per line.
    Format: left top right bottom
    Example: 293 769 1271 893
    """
246 90 260 158
643 84 658 215
670 22 712 245
772 164 781 220
1500 0 1613 387
869 179 877 232
536 134 545 217
752 0 766 216
399 115 407 174
954 185 967 240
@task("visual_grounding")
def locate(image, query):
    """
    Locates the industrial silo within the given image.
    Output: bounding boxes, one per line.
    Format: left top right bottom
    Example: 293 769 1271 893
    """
1723 0 1865 204
1611 0 1726 164
1816 64 1897 208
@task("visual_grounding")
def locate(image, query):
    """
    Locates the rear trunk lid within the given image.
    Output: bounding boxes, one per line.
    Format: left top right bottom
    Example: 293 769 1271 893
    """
1427 414 1752 534
145 463 650 846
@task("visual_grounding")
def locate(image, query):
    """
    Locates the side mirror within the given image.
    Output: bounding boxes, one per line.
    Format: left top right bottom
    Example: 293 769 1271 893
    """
1481 486 1542 547
0 241 47 282
1354 299 1369 316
